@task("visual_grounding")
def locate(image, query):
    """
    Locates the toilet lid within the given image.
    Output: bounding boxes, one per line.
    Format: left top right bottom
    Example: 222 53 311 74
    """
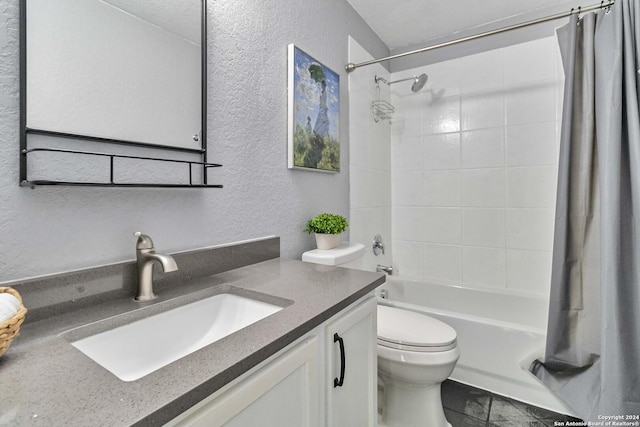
377 305 457 352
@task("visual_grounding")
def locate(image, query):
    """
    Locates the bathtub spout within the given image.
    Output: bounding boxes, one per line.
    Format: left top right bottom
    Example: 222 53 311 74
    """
376 264 393 275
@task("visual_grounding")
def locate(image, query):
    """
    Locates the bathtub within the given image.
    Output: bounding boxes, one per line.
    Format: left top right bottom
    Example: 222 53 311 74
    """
377 276 575 415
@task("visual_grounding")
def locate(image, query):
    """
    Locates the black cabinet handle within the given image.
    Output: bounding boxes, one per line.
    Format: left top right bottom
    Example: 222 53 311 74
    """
333 333 346 388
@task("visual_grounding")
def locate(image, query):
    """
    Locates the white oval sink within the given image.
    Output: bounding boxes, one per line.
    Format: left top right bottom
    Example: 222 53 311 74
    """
70 293 284 381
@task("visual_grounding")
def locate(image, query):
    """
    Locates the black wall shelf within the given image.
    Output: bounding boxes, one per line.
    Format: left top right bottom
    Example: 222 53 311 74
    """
20 147 223 189
18 0 220 189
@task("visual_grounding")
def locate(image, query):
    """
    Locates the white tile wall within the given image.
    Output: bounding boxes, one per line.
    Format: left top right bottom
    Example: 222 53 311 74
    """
390 36 562 298
423 133 461 170
505 83 557 126
423 208 461 244
393 207 421 241
424 243 462 283
506 249 552 295
507 166 557 208
461 92 505 131
457 49 504 94
423 95 461 134
394 240 424 278
393 171 424 206
461 128 504 169
393 135 423 172
462 246 507 289
461 169 505 207
395 94 423 137
348 37 393 272
504 38 557 87
462 208 506 248
506 209 555 251
506 122 558 166
423 170 460 207
419 61 461 97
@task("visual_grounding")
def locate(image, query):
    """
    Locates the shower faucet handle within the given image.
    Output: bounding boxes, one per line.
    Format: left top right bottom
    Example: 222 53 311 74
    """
373 234 385 256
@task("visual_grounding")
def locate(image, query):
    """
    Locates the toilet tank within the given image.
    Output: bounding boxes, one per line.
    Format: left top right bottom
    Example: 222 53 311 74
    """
301 243 365 269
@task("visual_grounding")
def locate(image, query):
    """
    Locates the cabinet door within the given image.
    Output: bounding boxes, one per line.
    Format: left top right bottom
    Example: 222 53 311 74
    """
168 337 320 427
326 296 377 427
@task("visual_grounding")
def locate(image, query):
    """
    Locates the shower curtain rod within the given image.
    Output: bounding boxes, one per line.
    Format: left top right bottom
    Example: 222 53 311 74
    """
345 0 615 73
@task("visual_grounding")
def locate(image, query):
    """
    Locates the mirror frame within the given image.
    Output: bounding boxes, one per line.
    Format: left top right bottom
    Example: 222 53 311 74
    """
18 0 220 188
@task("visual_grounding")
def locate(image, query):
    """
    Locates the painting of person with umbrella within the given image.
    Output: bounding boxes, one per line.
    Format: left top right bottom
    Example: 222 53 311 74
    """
288 45 340 172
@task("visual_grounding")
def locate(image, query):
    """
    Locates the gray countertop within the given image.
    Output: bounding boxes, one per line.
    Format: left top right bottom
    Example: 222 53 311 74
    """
0 259 385 426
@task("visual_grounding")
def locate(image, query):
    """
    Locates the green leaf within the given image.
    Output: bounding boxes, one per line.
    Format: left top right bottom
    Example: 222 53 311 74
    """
308 64 325 83
304 213 348 234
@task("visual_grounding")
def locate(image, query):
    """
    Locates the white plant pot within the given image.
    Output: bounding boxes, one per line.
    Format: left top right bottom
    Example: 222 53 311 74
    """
315 233 341 250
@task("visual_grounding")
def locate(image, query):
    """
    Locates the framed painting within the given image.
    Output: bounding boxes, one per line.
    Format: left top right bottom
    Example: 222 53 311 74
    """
287 44 340 172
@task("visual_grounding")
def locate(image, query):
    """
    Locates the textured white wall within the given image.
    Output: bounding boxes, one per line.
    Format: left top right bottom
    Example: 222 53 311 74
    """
0 1 388 282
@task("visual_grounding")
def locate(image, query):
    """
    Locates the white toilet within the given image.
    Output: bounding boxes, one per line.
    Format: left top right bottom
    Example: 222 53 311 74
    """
302 242 460 427
377 304 459 427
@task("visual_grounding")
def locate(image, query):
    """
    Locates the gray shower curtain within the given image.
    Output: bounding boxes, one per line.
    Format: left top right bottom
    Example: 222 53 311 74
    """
530 1 640 421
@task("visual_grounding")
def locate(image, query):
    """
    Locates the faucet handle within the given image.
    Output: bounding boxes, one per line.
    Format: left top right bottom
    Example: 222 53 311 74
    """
373 234 385 255
133 232 155 250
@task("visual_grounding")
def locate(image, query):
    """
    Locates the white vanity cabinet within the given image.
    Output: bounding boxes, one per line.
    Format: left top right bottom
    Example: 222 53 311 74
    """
167 336 322 427
326 296 378 427
166 294 377 427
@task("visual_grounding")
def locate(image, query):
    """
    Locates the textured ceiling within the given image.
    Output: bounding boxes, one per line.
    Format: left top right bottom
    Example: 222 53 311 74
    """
346 0 590 50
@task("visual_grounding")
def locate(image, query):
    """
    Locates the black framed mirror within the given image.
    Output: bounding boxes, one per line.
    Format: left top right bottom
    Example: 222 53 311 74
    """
19 0 221 188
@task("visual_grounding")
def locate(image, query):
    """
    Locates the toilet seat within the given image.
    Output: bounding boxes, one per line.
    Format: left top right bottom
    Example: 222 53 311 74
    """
377 305 457 353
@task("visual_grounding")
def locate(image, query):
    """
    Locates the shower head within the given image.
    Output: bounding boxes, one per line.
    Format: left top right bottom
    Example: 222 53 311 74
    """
411 74 428 92
374 73 429 92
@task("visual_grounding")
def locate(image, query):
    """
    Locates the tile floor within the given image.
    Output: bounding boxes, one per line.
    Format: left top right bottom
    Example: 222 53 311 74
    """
441 380 583 426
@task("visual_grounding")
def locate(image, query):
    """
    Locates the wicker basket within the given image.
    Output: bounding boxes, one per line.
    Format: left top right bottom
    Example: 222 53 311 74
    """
0 287 27 358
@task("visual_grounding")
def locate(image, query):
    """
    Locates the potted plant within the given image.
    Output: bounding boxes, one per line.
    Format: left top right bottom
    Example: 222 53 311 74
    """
304 213 349 250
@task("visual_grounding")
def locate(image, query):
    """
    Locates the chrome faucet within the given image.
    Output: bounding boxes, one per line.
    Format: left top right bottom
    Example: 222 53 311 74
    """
133 232 178 301
373 234 385 256
376 264 393 275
